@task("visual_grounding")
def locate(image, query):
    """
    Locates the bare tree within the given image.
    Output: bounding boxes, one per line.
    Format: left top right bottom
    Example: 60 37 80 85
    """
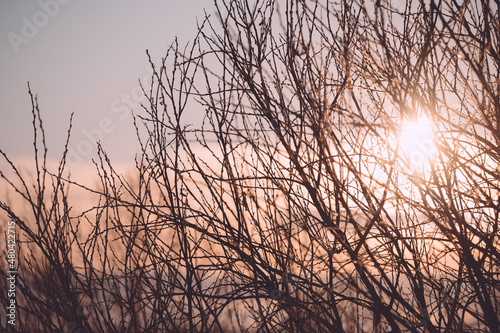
1 0 500 332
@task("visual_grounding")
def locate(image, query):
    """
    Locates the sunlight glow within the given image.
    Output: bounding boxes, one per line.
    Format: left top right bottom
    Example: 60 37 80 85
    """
398 116 437 171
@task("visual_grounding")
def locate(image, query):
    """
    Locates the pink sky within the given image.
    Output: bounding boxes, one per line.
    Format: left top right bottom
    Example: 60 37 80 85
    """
0 1 210 180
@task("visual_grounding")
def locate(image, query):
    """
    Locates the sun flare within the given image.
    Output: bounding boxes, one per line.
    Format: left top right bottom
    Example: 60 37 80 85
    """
398 117 437 170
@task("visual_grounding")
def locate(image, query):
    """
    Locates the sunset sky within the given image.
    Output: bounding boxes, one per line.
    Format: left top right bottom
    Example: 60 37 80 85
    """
0 1 210 175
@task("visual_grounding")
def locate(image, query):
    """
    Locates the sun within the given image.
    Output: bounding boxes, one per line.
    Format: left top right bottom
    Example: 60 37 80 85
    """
398 116 437 171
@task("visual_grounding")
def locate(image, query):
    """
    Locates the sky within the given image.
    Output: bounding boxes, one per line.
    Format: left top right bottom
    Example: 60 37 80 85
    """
0 0 211 181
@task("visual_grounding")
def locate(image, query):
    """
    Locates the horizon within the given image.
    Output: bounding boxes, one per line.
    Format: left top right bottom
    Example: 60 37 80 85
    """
1 0 210 174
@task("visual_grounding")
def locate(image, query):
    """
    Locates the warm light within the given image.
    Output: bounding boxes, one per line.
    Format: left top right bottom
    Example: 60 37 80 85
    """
398 117 436 170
